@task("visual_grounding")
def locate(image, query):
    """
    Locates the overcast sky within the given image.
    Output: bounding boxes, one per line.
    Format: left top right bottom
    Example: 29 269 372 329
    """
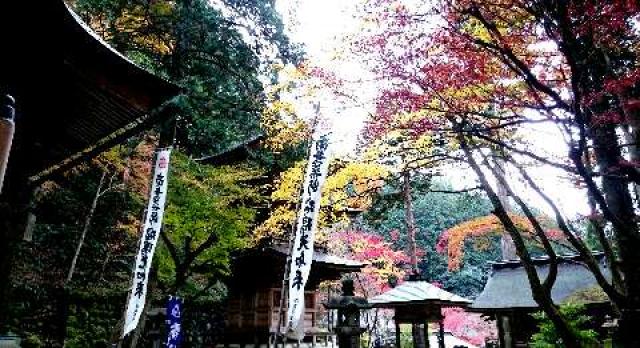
275 0 590 219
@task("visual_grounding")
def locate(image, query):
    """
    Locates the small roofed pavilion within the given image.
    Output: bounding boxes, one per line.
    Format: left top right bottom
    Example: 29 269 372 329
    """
369 280 471 348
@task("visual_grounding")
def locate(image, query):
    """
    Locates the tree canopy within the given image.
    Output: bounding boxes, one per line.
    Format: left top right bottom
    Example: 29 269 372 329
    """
351 0 640 346
5 1 639 347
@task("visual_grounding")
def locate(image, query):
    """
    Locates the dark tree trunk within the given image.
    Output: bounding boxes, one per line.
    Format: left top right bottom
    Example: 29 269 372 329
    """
553 4 640 345
621 124 640 203
402 172 424 348
590 125 640 347
494 156 517 260
402 171 419 272
458 134 582 348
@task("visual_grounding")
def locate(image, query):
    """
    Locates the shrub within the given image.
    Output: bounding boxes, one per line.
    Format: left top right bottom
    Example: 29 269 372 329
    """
530 303 599 348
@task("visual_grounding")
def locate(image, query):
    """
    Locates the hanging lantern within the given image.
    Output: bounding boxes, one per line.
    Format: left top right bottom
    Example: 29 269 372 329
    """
0 94 16 194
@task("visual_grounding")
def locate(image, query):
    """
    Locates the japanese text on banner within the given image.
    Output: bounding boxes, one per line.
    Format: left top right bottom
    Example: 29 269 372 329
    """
285 133 331 339
165 296 183 348
123 148 172 337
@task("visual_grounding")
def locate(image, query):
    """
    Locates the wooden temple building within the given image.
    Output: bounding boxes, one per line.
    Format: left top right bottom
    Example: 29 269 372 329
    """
0 0 180 328
222 243 365 347
469 253 612 348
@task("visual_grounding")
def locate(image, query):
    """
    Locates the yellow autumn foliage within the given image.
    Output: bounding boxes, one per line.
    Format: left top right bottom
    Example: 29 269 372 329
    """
81 1 175 56
253 159 389 242
261 65 314 151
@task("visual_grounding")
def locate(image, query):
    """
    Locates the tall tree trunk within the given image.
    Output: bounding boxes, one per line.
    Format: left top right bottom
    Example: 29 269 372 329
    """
590 125 640 348
621 124 640 204
459 134 582 348
554 5 640 342
402 171 419 272
57 170 108 345
404 172 425 348
615 107 640 348
494 156 517 260
66 170 107 284
583 153 624 295
402 171 425 348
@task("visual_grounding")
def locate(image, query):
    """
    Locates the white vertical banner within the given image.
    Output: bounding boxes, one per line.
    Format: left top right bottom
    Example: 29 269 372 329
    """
123 148 172 337
285 132 331 340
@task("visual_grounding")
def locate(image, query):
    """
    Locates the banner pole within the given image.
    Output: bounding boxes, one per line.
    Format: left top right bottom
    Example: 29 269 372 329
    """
115 145 161 345
273 102 322 348
119 144 173 341
116 116 177 346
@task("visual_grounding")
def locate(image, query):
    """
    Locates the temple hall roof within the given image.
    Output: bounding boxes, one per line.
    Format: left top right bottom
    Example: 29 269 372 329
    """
0 1 181 184
227 242 365 291
470 253 611 312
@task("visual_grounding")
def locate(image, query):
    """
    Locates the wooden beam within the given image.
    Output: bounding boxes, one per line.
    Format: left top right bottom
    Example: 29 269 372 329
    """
423 322 430 348
29 100 179 183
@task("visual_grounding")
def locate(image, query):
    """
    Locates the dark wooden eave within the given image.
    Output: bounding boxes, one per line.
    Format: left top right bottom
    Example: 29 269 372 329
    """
0 1 181 188
226 242 365 291
195 134 264 166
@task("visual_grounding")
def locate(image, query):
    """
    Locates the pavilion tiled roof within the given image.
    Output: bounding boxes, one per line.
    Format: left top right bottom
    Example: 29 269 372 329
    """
370 281 472 307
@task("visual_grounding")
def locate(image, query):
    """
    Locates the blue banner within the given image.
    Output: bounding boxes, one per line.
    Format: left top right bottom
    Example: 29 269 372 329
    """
165 296 183 348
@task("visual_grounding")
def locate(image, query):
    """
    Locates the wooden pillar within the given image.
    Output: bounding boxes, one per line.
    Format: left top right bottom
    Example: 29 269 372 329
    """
437 319 445 348
0 94 15 193
423 322 430 348
495 313 505 348
411 323 426 348
395 321 401 348
501 314 514 348
0 94 20 330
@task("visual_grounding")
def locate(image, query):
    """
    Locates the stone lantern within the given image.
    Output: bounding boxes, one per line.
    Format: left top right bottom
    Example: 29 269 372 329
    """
325 279 371 348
